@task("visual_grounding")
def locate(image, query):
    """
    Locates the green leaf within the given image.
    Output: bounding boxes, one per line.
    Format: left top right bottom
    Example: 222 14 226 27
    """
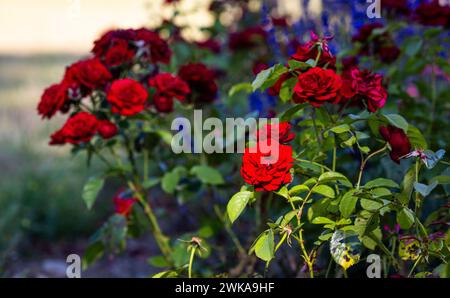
383 114 409 133
227 191 253 224
397 208 415 229
142 177 160 189
82 241 104 269
228 82 252 97
319 171 352 187
279 77 296 102
403 36 423 57
280 103 308 122
288 184 309 195
312 185 335 198
325 124 351 137
339 190 358 218
254 230 274 262
190 165 224 185
82 177 105 210
312 216 335 225
161 171 180 194
251 64 287 92
413 181 438 197
399 165 416 205
330 230 361 270
364 178 399 189
148 255 171 268
288 59 311 70
407 125 427 150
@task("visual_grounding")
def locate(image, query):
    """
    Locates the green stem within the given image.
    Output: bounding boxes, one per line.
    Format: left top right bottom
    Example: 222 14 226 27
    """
188 246 197 278
408 255 422 278
311 108 322 145
356 144 388 189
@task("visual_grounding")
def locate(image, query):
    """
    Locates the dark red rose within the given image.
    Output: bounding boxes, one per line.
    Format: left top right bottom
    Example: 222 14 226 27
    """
257 122 295 144
152 94 174 113
66 58 112 90
92 29 136 57
178 63 218 103
97 119 118 139
252 62 269 75
196 38 221 53
352 23 400 63
134 28 172 64
229 26 266 51
379 125 411 163
341 56 359 71
271 17 288 27
340 68 387 112
104 39 135 67
107 78 148 116
50 112 98 145
149 73 190 101
291 43 336 69
381 0 410 16
241 143 293 192
414 0 450 28
293 67 342 107
37 83 69 119
378 45 400 63
113 192 136 216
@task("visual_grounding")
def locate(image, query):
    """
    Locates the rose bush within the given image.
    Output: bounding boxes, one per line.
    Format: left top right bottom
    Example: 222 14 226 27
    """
36 0 449 278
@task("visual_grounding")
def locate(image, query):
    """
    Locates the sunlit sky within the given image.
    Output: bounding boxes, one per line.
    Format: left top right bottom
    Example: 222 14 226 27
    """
0 0 314 54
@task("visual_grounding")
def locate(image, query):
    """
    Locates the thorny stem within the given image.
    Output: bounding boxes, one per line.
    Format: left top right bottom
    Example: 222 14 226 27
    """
356 144 388 189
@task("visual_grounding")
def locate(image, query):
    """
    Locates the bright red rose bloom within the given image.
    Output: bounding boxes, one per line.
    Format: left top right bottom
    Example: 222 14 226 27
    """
291 44 336 69
113 195 136 217
67 58 112 90
107 78 148 116
178 63 218 103
104 39 135 67
241 143 293 192
152 94 174 113
37 83 69 119
379 125 411 163
340 68 387 112
97 120 118 139
257 122 295 144
293 67 342 107
50 112 98 145
92 29 135 57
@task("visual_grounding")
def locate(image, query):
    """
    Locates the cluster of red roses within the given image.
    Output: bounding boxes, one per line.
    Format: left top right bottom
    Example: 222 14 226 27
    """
241 122 295 192
37 28 218 146
269 32 387 112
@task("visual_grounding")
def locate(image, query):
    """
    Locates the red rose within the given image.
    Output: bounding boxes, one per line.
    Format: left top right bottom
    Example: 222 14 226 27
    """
381 0 410 16
293 67 342 106
340 68 387 112
268 72 292 96
257 122 295 144
50 112 98 145
152 94 174 113
414 0 450 28
195 38 221 53
92 29 136 57
178 63 218 103
66 58 112 90
149 73 190 101
107 78 148 116
379 125 412 163
291 44 336 69
104 39 135 67
134 28 172 64
229 26 266 51
241 143 293 192
113 192 136 216
97 120 118 139
37 83 69 119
